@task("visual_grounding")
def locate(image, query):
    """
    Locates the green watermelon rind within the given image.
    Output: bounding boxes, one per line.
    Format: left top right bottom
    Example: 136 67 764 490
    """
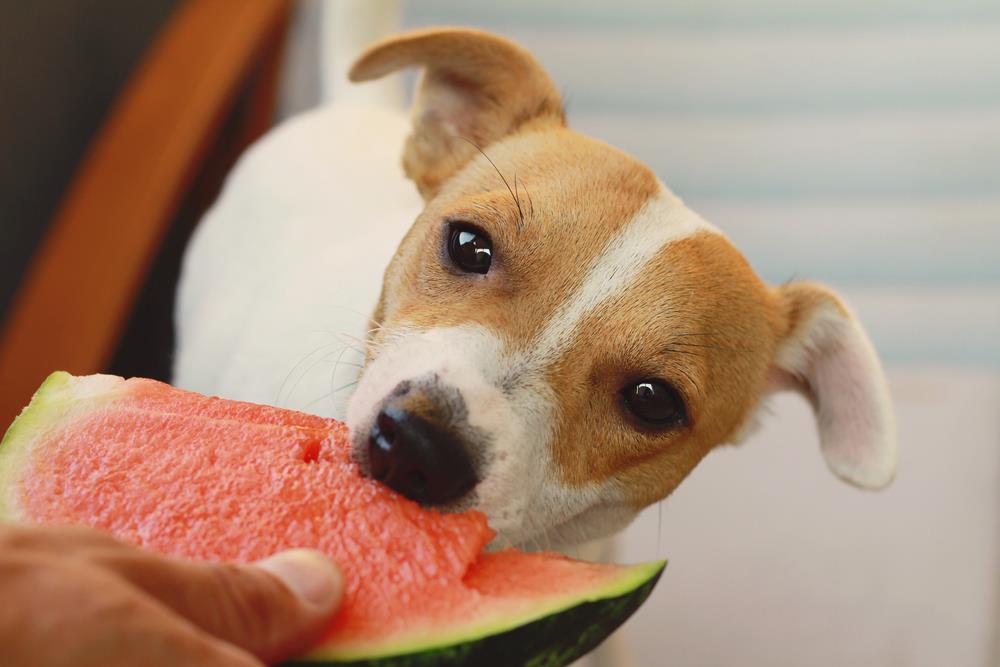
0 371 129 521
291 561 664 666
1 372 667 667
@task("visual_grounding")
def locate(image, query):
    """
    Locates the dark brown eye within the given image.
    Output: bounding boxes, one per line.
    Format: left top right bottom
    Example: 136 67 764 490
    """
447 223 492 274
621 379 687 428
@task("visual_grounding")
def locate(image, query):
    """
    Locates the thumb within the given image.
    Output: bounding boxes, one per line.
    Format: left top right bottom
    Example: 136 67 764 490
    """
251 549 346 657
113 548 344 663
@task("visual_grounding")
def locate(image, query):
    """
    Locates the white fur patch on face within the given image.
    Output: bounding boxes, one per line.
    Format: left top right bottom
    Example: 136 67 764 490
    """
526 189 721 366
345 324 603 547
345 324 594 547
346 325 515 449
351 187 723 550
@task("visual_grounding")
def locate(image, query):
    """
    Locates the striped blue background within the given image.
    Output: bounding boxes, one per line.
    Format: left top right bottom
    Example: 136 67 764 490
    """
403 1 1000 365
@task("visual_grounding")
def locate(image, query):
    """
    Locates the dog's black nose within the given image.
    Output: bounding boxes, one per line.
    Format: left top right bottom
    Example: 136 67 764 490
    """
367 406 477 506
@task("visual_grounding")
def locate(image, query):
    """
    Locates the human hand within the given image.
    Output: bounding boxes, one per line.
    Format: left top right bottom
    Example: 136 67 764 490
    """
0 523 343 666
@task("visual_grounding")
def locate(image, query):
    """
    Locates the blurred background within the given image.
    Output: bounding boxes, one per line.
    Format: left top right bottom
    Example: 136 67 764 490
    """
1 1 998 665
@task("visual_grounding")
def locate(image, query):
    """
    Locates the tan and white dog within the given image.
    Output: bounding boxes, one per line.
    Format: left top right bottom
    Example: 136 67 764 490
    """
175 28 895 562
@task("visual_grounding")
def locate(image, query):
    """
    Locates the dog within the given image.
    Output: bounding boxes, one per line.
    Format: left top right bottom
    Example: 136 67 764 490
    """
175 23 895 597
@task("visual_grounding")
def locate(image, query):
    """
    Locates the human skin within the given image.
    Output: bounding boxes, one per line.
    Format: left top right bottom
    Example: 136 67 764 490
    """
0 523 343 666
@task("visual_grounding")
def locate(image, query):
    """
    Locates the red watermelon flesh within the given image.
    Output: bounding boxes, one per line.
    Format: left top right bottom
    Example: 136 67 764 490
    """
0 373 663 664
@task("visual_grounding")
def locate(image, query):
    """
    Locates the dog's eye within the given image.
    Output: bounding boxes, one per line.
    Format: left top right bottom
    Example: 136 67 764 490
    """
447 223 492 274
621 379 687 428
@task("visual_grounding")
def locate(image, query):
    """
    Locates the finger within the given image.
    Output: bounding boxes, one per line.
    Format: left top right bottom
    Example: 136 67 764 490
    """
103 600 267 667
93 548 343 663
151 629 266 667
0 553 264 667
0 522 122 553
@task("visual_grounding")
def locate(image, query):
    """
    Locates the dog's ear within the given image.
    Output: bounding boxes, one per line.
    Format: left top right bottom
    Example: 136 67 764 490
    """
349 28 564 198
769 283 897 489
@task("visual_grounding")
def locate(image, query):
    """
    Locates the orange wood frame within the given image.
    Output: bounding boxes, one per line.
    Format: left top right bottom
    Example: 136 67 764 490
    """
0 0 291 426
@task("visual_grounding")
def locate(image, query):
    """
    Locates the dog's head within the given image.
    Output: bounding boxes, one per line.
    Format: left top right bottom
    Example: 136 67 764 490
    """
345 28 896 550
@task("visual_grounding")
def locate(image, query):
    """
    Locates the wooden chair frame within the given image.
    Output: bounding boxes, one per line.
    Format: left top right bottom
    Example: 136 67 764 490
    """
0 0 291 426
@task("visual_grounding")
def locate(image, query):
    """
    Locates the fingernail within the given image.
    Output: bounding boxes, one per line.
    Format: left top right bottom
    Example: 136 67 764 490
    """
256 549 343 607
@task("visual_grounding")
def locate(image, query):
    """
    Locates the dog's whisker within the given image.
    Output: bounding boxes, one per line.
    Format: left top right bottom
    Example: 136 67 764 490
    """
671 331 723 338
662 346 704 359
322 304 384 324
672 365 702 399
302 390 335 411
540 516 554 553
337 331 369 347
669 340 747 353
532 511 561 554
669 341 726 350
329 345 352 406
304 326 364 344
303 379 359 412
285 346 353 407
334 340 366 357
565 519 588 557
276 343 339 406
458 135 526 230
522 178 535 219
332 380 359 395
522 513 545 553
667 331 749 350
513 171 525 233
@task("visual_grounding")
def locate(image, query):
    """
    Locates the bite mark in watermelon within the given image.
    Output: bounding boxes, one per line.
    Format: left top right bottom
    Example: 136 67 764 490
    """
0 372 664 666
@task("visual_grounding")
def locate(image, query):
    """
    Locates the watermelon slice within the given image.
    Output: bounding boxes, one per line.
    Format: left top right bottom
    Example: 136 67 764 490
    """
0 372 664 666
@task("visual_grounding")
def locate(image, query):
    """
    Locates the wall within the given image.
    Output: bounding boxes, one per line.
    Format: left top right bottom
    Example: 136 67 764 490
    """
403 0 1000 367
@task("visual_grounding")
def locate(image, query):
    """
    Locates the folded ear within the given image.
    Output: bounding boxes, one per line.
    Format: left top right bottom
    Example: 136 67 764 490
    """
349 28 564 198
771 283 897 489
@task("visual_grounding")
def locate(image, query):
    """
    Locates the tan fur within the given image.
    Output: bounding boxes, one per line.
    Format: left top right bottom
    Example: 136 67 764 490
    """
351 28 887 523
369 127 660 356
386 385 445 424
350 28 565 198
366 121 798 509
547 233 786 508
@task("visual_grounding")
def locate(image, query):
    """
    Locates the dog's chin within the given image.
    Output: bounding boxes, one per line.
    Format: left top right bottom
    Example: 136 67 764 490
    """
483 502 637 556
346 422 629 556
